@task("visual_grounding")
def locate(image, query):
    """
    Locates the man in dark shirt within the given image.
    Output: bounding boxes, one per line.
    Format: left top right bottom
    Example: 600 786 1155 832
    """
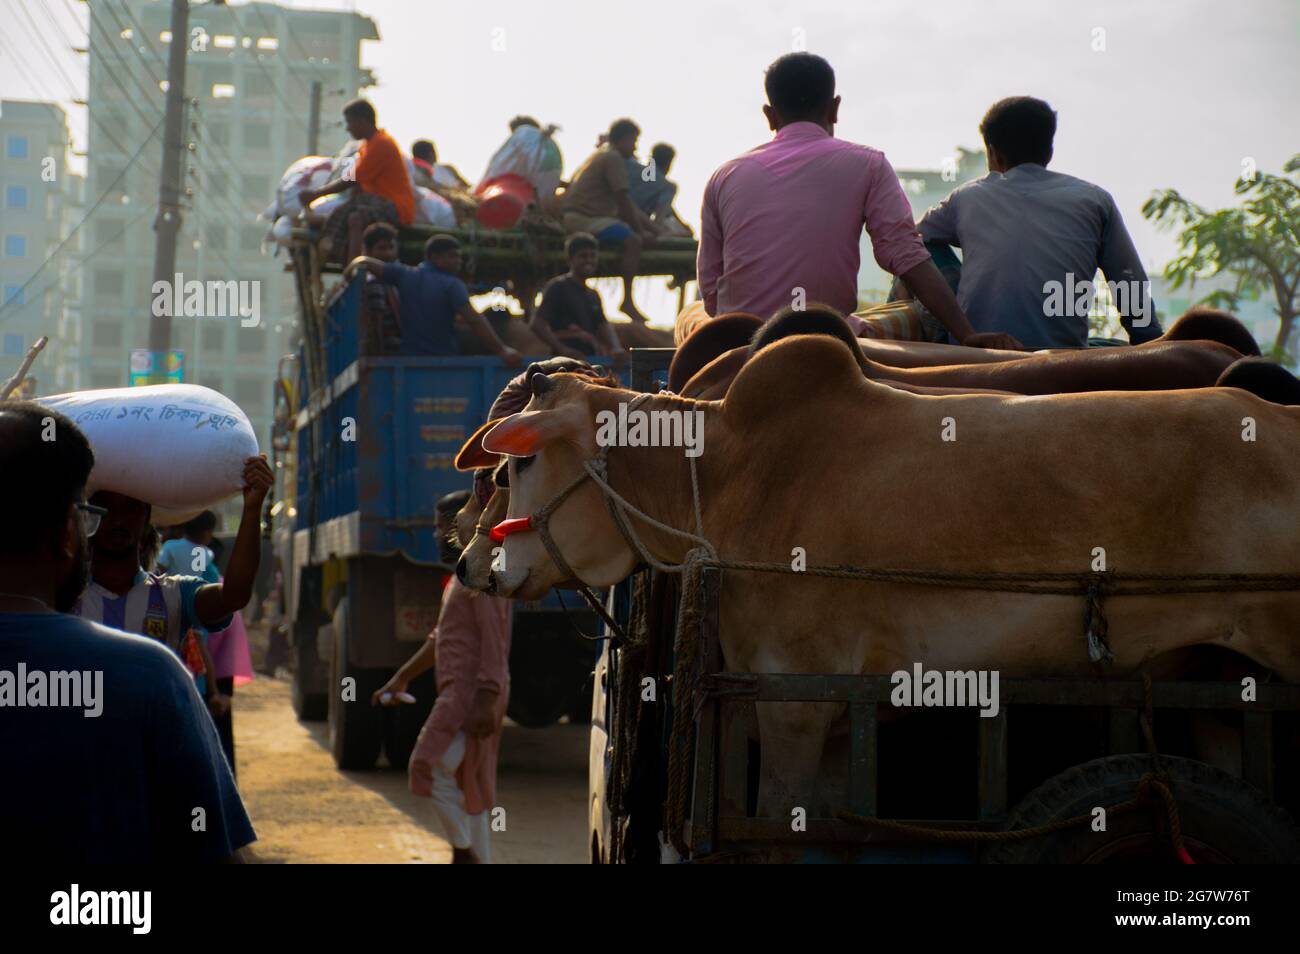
530 233 629 368
346 235 522 365
356 222 402 354
0 402 256 863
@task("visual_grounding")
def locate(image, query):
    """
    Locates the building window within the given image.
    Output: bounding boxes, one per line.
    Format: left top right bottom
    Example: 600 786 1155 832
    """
93 321 122 348
95 269 124 297
244 123 271 150
94 218 125 245
5 185 28 209
204 223 228 250
202 322 225 352
234 377 264 406
4 235 26 257
237 327 264 354
3 334 24 356
241 225 266 253
212 83 236 99
207 122 229 146
241 174 271 205
245 75 273 99
2 284 23 305
6 136 28 160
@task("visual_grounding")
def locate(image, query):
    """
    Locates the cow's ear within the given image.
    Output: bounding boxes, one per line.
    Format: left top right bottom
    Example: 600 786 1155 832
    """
454 418 501 471
482 409 566 457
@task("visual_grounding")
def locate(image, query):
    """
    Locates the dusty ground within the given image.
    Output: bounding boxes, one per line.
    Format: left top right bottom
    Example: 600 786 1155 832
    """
233 674 591 864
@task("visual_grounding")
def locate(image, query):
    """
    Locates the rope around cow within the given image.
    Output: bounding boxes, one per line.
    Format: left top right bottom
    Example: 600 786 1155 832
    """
495 426 1300 860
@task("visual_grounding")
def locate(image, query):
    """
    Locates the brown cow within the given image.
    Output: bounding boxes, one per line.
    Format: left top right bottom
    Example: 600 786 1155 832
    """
478 337 1300 818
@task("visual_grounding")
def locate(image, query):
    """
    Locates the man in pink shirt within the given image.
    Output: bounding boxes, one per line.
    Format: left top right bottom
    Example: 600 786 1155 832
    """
697 53 1021 351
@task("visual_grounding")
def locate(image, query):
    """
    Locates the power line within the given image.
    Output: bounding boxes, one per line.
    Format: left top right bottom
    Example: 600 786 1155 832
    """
14 0 83 98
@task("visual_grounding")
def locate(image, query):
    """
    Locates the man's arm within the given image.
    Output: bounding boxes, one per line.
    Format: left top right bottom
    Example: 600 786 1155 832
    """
299 176 353 209
899 260 1023 350
371 635 438 705
456 302 523 367
697 178 723 316
1098 195 1162 343
343 255 386 281
194 456 273 626
616 191 656 234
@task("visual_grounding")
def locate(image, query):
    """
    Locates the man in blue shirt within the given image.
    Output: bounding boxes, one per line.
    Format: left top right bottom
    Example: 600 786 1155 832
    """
74 457 273 721
0 401 255 863
917 96 1163 350
346 234 522 364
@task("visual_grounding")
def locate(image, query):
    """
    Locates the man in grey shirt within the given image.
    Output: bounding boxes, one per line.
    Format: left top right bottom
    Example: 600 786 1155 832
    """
917 96 1162 350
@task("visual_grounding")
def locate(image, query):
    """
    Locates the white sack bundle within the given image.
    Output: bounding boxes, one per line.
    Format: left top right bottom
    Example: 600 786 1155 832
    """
40 384 260 525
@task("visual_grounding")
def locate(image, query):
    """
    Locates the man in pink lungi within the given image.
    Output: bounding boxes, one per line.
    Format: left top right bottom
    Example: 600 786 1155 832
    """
374 491 512 863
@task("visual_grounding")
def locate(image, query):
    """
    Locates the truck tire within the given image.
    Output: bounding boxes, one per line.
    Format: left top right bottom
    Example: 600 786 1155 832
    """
328 597 384 770
382 670 436 771
984 754 1300 864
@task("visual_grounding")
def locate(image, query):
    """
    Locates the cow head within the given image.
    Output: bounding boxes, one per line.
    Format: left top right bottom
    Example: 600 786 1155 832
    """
455 462 509 592
479 374 638 600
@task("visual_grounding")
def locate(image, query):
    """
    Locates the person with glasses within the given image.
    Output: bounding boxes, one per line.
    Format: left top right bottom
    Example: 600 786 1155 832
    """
0 401 256 862
72 456 273 728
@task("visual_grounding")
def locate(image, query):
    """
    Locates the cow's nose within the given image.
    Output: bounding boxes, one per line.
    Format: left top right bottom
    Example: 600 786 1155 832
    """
455 555 467 582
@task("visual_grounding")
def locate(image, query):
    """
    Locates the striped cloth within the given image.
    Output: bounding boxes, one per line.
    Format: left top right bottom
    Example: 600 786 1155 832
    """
848 300 948 342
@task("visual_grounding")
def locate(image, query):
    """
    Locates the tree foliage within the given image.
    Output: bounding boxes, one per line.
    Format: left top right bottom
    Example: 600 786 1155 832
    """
1143 155 1300 363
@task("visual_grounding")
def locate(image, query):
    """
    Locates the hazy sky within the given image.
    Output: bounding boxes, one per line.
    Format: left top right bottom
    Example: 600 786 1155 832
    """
3 0 1297 276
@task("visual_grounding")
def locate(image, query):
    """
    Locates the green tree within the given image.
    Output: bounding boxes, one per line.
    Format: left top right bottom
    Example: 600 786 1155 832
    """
1143 155 1300 363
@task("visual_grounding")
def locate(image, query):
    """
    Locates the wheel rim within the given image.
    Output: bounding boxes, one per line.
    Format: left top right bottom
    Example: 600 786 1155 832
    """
1082 833 1233 864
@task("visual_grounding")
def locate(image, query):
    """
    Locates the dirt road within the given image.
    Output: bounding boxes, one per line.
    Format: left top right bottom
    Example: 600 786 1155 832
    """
233 675 591 864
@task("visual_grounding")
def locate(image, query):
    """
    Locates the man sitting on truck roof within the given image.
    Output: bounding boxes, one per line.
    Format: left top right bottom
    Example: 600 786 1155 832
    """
697 53 1019 351
529 233 629 368
345 235 523 365
916 96 1163 350
562 118 662 326
298 98 416 264
411 140 471 193
352 222 402 355
628 142 690 237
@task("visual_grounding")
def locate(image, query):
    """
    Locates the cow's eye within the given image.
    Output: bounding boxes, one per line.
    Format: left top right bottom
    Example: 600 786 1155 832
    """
515 455 535 474
493 462 509 488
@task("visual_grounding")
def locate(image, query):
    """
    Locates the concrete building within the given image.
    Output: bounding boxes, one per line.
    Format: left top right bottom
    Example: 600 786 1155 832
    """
0 99 84 394
81 0 377 446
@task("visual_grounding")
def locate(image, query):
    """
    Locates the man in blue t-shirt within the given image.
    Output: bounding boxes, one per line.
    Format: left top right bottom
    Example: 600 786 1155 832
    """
345 234 523 365
0 401 255 863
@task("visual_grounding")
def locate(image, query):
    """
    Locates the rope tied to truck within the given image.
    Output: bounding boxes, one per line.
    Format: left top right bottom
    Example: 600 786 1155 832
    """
512 440 1299 859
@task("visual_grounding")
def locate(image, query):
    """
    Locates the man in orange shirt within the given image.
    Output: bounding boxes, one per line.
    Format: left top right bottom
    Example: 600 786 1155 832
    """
300 98 416 263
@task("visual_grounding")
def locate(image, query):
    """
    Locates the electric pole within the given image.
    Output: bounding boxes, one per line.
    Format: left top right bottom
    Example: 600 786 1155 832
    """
147 0 191 372
307 80 322 154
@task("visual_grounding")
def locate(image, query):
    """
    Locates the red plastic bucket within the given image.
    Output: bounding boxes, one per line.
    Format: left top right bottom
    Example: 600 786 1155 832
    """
475 174 536 230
